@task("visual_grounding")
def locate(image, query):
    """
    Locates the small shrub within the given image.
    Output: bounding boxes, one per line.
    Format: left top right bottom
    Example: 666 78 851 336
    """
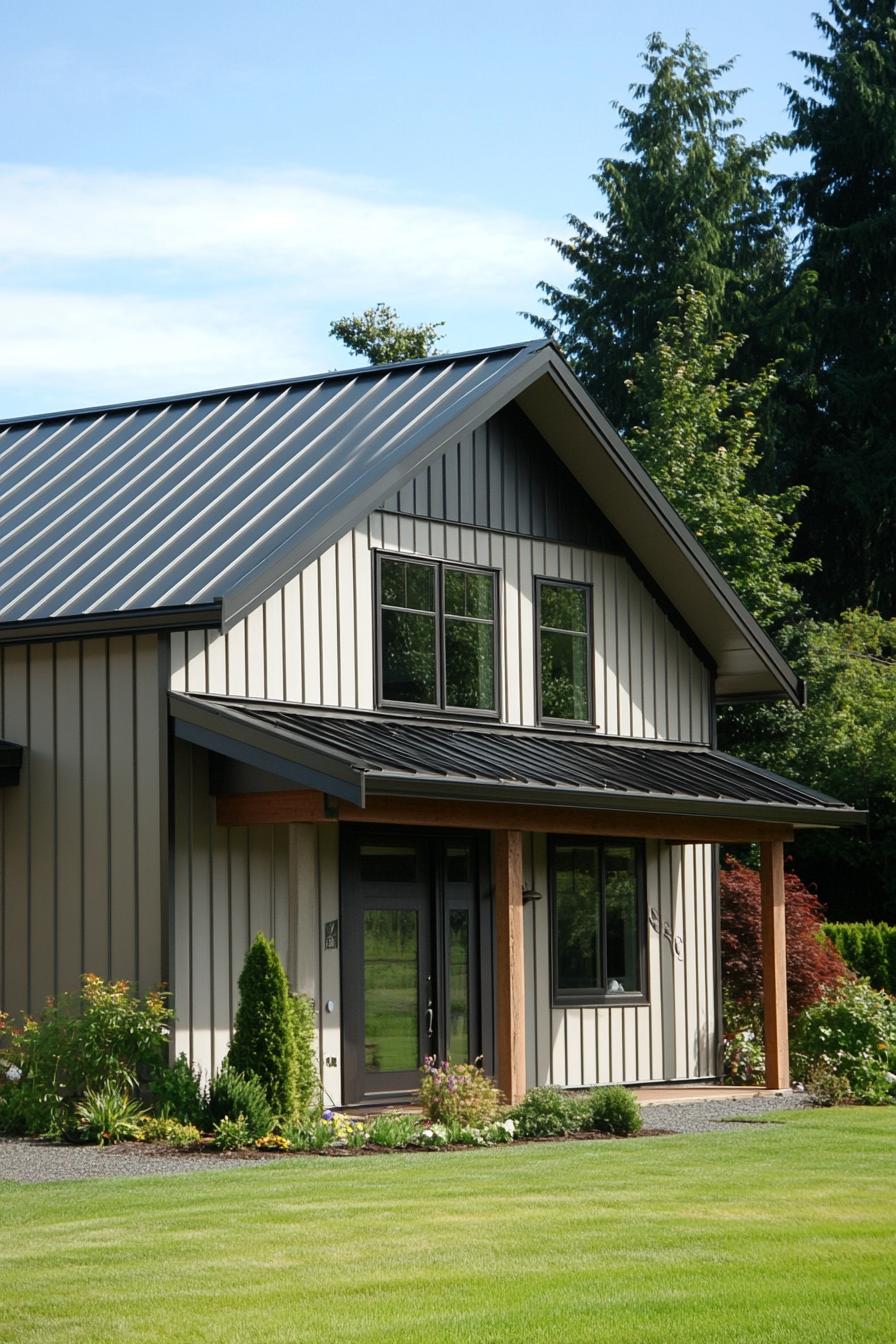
792 978 896 1104
823 923 896 995
0 976 171 1138
136 1116 201 1147
367 1112 420 1149
289 994 321 1121
580 1086 643 1136
805 1063 852 1108
418 1057 503 1127
150 1053 205 1127
211 1114 252 1150
75 1084 146 1145
206 1065 273 1140
228 934 296 1120
509 1086 576 1138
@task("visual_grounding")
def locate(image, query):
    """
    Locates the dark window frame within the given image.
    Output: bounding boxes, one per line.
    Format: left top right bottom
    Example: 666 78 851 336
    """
549 835 648 1007
375 551 501 719
535 576 595 727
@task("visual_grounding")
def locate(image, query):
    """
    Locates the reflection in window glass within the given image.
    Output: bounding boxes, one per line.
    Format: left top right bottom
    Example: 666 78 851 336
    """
380 558 438 705
445 619 495 710
379 557 496 712
444 846 471 883
554 845 601 992
539 582 590 721
359 845 418 884
364 909 419 1072
448 908 470 1061
552 841 642 998
605 846 639 992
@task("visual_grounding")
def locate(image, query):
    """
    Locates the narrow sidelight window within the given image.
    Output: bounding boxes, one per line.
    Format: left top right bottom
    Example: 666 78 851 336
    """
551 838 645 1003
377 555 498 715
537 579 592 723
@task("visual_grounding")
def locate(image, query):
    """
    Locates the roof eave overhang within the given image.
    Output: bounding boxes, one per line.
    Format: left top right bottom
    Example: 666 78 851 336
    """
169 692 366 806
363 774 865 829
0 603 222 648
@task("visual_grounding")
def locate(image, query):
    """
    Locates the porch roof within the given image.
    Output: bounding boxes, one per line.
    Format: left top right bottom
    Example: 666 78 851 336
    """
170 693 863 830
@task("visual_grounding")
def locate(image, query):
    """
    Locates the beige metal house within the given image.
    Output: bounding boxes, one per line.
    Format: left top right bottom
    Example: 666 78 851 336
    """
0 342 861 1104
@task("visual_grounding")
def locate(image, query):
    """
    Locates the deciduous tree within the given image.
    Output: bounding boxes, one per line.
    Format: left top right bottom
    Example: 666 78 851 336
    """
329 304 444 365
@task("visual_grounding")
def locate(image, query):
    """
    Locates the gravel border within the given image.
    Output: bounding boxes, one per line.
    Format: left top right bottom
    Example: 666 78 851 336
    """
0 1094 813 1184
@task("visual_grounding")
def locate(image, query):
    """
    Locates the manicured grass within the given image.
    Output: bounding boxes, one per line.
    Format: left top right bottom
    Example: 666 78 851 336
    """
2 1109 894 1343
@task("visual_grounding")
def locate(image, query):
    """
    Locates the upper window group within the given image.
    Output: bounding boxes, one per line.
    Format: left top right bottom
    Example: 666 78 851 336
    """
378 556 498 713
377 555 593 724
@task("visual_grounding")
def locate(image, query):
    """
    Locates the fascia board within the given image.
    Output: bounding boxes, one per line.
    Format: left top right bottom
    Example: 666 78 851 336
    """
168 693 365 805
520 359 802 705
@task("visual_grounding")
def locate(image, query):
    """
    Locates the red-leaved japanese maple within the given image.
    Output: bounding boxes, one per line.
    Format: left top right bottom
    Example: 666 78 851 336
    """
720 854 850 1021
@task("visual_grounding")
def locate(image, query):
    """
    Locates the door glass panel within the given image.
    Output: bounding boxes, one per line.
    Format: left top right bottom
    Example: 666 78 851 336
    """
448 908 470 1062
359 844 418 884
363 909 419 1073
444 845 471 884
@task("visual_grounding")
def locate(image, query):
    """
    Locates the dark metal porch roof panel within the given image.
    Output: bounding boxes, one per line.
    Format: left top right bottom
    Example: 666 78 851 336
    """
170 695 863 827
0 342 541 626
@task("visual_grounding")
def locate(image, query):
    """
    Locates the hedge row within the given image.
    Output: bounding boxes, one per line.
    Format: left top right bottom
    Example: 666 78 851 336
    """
822 922 896 996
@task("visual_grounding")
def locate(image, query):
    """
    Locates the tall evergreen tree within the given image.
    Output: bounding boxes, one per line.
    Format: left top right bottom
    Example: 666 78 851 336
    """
626 288 815 629
781 0 896 616
529 34 791 430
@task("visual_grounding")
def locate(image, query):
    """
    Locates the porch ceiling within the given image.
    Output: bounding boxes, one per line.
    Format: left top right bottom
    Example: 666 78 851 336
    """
169 693 864 831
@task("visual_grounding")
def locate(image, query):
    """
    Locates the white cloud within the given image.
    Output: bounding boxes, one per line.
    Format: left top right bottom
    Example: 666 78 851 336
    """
0 163 567 415
0 164 557 300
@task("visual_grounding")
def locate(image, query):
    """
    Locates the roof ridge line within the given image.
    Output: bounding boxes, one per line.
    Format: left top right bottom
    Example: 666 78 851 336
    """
0 339 550 430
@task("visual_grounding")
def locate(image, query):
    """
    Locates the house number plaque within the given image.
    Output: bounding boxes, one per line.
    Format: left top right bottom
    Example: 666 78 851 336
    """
324 919 339 950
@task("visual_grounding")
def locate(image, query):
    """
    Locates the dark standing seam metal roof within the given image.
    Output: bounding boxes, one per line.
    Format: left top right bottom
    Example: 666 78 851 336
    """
169 694 864 828
0 337 800 702
0 342 541 626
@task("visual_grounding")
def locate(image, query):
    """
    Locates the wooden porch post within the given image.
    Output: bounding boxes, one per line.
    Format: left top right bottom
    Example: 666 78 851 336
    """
494 829 526 1105
760 839 790 1089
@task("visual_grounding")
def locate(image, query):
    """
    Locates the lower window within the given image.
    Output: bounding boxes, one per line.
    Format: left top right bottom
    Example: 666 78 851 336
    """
550 838 645 1003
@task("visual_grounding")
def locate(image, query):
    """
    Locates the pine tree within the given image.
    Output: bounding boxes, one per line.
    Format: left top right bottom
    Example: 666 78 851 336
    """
329 304 445 365
529 33 791 430
228 933 297 1121
781 0 896 616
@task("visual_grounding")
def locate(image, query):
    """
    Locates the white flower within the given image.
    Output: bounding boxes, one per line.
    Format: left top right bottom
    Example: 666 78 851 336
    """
500 1118 515 1135
5 1065 22 1083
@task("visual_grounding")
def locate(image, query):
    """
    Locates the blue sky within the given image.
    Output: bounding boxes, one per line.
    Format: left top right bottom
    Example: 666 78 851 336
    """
2 0 821 417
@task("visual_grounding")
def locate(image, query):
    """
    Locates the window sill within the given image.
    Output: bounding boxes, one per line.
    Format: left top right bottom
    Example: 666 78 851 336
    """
553 995 649 1009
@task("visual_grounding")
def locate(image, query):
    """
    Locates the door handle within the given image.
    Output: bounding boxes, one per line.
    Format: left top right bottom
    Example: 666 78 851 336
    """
425 1004 433 1037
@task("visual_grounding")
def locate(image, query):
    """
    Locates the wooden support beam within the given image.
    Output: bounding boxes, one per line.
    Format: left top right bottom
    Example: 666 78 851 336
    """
215 789 795 844
494 830 526 1105
760 839 790 1089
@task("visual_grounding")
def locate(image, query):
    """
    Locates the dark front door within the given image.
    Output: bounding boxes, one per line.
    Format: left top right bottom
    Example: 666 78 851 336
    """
341 830 487 1105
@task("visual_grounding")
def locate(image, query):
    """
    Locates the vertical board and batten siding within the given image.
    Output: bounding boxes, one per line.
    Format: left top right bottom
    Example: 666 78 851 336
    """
523 838 718 1087
0 635 164 1017
170 514 712 744
172 748 344 1100
172 739 293 1079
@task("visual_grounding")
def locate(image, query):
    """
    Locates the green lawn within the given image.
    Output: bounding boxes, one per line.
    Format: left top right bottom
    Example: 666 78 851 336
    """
2 1109 894 1344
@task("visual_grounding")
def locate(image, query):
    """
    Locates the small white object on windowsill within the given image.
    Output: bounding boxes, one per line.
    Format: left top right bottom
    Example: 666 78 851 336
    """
607 979 624 993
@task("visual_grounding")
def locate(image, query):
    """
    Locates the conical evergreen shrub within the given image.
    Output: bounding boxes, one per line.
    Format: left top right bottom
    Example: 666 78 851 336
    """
228 933 297 1121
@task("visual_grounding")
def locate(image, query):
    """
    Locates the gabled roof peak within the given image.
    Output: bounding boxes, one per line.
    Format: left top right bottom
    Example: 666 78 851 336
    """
0 338 552 431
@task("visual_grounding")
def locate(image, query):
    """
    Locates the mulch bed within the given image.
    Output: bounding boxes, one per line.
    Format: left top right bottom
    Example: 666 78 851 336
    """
91 1128 674 1162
